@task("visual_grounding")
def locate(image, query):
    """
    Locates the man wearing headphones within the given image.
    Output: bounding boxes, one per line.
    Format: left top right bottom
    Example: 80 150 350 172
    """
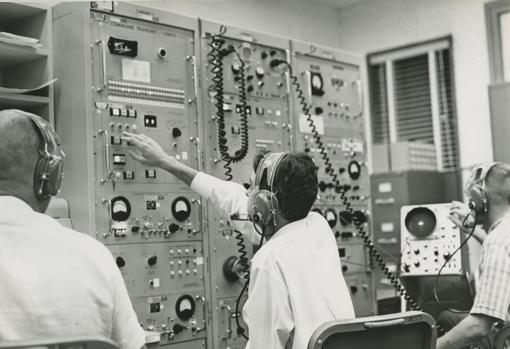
0 110 145 349
122 131 355 349
437 162 510 349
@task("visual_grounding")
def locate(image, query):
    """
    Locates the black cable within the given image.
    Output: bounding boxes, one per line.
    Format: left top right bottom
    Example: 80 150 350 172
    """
234 223 266 340
268 59 446 333
433 215 477 314
207 27 249 180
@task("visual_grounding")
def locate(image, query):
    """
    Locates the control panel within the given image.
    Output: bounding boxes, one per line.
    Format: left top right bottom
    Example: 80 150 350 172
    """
200 21 291 349
290 41 375 316
53 3 374 348
53 3 205 347
400 203 467 276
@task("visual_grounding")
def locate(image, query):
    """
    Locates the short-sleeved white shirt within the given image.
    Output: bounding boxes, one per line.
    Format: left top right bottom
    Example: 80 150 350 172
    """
0 196 145 349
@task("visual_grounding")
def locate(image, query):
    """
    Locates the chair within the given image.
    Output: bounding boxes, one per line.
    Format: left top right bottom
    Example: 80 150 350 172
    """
0 336 118 349
45 197 73 228
308 311 436 349
495 323 510 349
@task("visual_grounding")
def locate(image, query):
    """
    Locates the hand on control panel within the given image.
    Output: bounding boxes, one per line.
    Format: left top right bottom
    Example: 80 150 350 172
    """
122 131 171 167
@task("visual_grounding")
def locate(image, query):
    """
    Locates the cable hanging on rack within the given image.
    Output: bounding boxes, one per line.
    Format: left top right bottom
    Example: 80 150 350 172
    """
270 58 445 334
207 25 249 181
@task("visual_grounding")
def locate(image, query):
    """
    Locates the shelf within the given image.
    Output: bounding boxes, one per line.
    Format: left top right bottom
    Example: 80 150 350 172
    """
0 3 46 26
0 41 48 68
0 93 50 107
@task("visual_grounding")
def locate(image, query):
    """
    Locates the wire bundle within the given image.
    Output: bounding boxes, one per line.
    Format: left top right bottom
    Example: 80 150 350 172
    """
207 26 249 180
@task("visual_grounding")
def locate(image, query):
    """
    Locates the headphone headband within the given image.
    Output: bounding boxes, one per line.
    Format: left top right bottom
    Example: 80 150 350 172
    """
248 151 290 226
254 151 290 191
26 113 65 199
467 162 502 220
467 162 501 191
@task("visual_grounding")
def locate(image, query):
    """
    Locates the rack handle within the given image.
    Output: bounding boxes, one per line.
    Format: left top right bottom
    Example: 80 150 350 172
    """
95 40 107 92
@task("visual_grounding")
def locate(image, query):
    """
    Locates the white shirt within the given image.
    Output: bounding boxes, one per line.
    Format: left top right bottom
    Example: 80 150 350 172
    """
191 172 355 349
0 196 145 349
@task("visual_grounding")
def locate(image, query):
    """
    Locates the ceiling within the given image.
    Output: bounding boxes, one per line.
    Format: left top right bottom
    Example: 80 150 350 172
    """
313 0 370 10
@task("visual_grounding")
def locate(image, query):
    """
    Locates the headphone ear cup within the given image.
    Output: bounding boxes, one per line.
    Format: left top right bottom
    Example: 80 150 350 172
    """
33 155 64 199
249 190 277 226
468 185 487 218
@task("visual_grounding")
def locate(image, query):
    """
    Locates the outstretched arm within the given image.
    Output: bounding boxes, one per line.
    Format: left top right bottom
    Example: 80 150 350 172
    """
122 132 197 185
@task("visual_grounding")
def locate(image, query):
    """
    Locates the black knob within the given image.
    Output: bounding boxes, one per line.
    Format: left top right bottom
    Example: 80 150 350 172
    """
414 261 420 267
172 127 182 138
169 223 180 233
116 256 126 268
315 107 324 115
403 263 410 272
434 248 439 256
147 256 158 266
350 286 358 294
318 181 327 192
261 51 268 59
173 324 186 335
342 265 348 272
414 248 420 255
247 85 254 92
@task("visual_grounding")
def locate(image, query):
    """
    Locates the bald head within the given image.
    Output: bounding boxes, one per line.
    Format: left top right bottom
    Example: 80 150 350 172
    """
486 163 510 206
0 109 42 192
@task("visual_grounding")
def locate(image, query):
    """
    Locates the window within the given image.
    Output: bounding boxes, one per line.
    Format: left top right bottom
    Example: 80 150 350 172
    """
486 0 510 82
368 37 459 171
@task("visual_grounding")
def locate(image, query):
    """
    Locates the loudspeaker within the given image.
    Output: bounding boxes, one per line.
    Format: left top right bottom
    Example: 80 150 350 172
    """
29 114 65 199
467 162 501 220
247 152 289 226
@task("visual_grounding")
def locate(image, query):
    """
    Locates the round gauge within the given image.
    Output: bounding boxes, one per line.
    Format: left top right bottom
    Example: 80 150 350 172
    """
324 208 338 228
348 161 361 180
111 196 131 222
312 74 323 90
231 63 241 75
242 46 252 59
311 207 323 216
171 196 192 222
255 67 265 79
175 295 196 321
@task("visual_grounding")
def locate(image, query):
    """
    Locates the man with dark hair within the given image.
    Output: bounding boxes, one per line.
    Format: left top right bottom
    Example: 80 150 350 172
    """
122 131 354 349
437 162 510 349
0 109 145 349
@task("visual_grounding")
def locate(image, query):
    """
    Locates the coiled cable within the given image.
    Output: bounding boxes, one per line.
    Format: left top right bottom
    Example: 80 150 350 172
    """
270 59 445 333
207 26 249 180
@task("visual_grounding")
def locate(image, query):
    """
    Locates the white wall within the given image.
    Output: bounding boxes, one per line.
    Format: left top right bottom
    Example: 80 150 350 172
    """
134 0 345 48
334 0 493 170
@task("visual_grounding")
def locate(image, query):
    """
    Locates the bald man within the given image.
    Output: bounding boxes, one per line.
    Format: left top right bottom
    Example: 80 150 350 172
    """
0 109 145 348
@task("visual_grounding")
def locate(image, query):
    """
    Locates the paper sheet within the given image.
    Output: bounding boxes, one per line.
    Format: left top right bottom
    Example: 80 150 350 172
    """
0 79 57 94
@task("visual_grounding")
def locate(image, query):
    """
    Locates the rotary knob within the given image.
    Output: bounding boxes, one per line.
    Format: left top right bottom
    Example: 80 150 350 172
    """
172 127 182 138
147 256 158 266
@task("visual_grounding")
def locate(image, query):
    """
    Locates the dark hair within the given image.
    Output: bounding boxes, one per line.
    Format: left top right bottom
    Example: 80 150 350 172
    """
270 152 318 221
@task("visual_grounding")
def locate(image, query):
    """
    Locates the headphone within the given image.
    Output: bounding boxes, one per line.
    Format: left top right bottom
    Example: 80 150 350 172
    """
467 162 501 220
247 152 289 226
28 114 65 199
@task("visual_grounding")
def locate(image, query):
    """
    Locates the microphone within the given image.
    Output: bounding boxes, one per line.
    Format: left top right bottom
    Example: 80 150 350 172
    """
230 213 251 221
